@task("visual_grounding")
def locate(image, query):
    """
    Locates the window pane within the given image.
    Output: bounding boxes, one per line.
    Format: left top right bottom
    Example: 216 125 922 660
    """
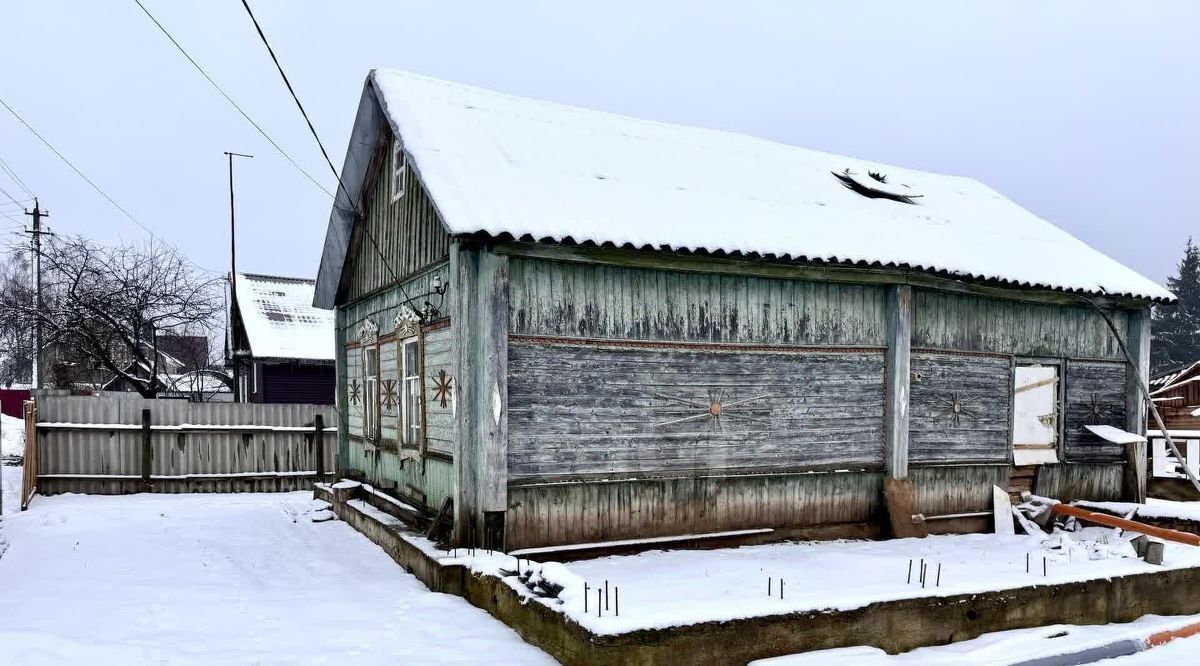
404 342 419 378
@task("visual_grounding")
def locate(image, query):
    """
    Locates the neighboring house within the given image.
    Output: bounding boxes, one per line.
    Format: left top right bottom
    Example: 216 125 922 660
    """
314 69 1173 551
1149 361 1200 430
102 368 233 402
229 273 335 404
54 337 190 393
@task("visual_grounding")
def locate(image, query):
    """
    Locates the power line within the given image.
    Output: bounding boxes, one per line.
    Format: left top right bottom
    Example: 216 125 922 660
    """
131 0 334 199
0 96 157 239
0 95 220 276
0 154 34 198
0 182 24 207
237 0 351 205
240 0 423 311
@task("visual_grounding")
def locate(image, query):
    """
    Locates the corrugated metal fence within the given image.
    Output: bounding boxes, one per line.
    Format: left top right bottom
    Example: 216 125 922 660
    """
33 396 337 495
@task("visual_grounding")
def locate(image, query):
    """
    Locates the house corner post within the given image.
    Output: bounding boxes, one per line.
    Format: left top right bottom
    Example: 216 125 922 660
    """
883 284 919 538
479 250 509 551
884 284 912 480
450 242 474 545
1124 307 1151 503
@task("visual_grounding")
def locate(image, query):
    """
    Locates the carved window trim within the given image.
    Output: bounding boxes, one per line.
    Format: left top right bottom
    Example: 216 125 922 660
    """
363 343 380 442
393 308 425 451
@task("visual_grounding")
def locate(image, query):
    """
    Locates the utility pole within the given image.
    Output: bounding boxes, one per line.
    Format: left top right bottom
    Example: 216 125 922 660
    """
224 151 252 402
24 199 49 390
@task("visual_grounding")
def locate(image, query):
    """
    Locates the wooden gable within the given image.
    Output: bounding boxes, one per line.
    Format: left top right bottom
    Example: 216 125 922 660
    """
338 129 451 304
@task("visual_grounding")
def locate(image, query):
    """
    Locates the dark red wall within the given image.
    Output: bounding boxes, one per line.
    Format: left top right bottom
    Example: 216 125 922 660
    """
0 388 31 418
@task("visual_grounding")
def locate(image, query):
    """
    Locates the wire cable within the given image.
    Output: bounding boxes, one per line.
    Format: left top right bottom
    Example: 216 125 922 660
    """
240 0 425 310
0 154 34 198
0 96 155 237
0 182 26 207
238 0 351 205
0 95 221 275
131 0 334 199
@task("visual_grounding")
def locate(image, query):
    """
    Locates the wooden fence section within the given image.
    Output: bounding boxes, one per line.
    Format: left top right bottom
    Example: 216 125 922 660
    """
21 400 37 509
33 396 337 495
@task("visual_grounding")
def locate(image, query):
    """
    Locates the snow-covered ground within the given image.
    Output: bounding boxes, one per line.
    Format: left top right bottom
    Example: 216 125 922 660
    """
750 614 1200 664
1 412 24 460
0 491 556 666
497 531 1200 635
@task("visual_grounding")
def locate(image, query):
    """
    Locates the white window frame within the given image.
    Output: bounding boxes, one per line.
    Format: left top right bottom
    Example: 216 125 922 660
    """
391 140 407 202
1012 362 1061 465
363 345 380 441
398 336 422 447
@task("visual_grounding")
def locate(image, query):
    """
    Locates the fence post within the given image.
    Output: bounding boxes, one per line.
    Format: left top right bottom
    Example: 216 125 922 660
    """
141 408 152 491
314 413 325 482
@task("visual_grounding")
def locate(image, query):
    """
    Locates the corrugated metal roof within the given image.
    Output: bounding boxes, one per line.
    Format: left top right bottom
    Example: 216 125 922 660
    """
315 70 1173 306
236 273 334 361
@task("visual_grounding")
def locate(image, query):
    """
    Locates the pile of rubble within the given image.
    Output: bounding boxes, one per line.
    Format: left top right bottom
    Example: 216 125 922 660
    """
1012 492 1178 565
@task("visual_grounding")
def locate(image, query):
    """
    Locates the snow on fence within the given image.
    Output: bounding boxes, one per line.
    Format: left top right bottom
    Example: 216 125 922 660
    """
1149 430 1200 480
30 395 338 496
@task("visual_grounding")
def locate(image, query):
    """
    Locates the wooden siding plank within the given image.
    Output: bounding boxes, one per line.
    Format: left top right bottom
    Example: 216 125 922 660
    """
1063 360 1128 463
507 342 885 479
909 353 1012 464
508 257 887 347
344 134 451 301
913 288 1128 360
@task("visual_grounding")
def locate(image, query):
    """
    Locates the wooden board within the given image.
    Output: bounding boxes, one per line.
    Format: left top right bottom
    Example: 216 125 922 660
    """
507 341 886 479
993 484 1015 535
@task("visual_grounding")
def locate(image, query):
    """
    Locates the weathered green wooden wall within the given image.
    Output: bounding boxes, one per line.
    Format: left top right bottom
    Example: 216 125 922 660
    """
342 134 450 302
509 257 887 345
423 326 455 457
499 253 1139 548
336 265 455 512
912 289 1127 359
508 342 885 479
908 352 1012 465
331 134 454 511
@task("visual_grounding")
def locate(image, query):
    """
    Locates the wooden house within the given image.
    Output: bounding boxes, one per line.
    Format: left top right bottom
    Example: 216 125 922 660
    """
314 70 1173 550
229 273 335 404
1150 362 1200 430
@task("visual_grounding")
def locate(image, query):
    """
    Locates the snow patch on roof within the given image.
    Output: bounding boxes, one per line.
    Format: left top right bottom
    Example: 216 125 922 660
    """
368 69 1171 302
235 273 334 361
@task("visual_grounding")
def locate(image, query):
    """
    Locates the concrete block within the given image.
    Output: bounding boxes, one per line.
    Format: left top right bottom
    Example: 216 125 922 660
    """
1145 541 1165 566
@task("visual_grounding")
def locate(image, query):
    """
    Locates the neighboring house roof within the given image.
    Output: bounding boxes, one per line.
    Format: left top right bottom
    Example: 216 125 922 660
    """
315 69 1172 308
1151 361 1200 396
235 273 335 361
161 370 232 395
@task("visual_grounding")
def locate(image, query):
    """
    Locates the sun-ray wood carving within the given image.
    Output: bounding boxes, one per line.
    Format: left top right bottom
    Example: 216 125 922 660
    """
349 379 362 406
381 379 398 410
935 392 976 427
432 369 453 408
1083 392 1116 426
645 389 773 431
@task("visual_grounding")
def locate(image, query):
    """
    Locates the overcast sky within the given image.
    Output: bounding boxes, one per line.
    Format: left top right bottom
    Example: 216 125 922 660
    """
1 1 1196 286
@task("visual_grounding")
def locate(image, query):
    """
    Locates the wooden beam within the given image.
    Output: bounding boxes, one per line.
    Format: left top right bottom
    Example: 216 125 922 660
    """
450 242 478 545
490 240 1154 310
449 242 509 547
1125 307 1151 502
884 285 912 480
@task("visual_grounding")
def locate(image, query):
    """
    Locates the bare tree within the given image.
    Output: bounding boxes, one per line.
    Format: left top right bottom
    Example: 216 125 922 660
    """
0 236 223 398
0 249 34 387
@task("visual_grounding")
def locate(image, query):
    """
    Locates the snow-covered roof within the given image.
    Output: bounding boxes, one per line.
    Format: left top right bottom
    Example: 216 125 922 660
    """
315 70 1172 306
161 370 232 395
235 273 334 361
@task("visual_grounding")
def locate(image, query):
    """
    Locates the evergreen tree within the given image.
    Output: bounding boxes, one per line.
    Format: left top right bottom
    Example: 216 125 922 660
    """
1152 238 1200 372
